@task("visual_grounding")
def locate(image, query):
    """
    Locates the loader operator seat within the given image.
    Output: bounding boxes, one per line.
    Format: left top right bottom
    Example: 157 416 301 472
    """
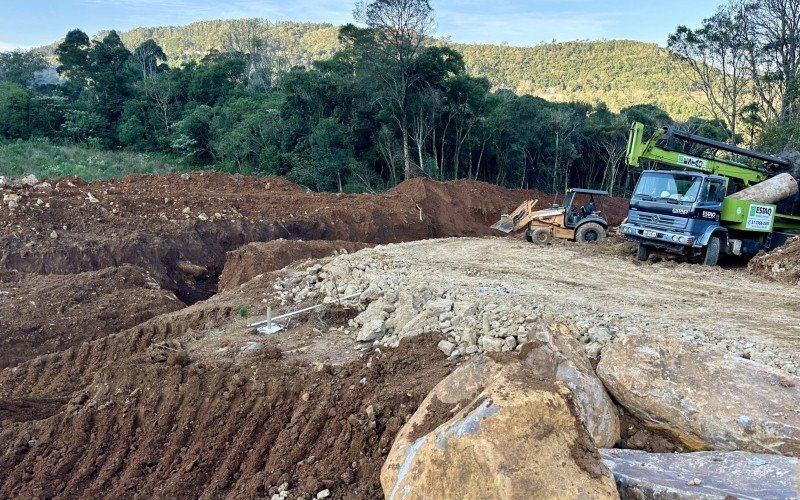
581 199 596 217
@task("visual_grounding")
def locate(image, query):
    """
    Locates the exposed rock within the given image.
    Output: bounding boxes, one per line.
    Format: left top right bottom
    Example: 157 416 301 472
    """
381 354 619 500
20 174 38 186
601 449 800 499
480 335 504 352
437 339 455 356
525 323 620 448
357 318 386 342
598 335 800 456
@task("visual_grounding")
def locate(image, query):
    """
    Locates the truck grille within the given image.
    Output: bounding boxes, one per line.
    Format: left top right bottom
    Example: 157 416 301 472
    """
629 212 688 230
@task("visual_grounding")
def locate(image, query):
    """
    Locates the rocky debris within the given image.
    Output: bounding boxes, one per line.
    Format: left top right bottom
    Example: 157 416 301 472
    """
601 449 800 499
597 335 800 456
748 235 800 285
381 353 619 499
218 239 373 292
3 193 20 207
284 239 800 375
20 174 38 186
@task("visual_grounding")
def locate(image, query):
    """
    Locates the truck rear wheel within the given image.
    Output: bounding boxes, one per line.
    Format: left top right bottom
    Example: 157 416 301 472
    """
636 243 650 261
576 222 606 243
531 228 552 245
704 236 721 266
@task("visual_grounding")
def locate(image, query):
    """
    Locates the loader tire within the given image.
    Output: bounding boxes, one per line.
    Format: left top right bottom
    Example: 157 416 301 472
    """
530 228 552 245
703 236 721 266
575 222 606 243
636 243 650 261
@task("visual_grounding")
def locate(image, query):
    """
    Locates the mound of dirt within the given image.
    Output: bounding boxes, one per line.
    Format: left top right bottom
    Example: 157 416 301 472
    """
748 236 800 285
219 239 374 292
0 334 453 499
0 174 628 303
0 266 183 369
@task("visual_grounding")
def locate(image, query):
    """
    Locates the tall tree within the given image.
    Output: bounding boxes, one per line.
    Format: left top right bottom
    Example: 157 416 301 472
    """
132 39 167 80
0 50 48 88
354 0 435 180
742 0 800 122
669 2 750 143
55 29 91 85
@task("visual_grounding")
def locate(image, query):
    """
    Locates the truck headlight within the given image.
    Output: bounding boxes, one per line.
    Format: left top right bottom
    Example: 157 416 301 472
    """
678 236 687 244
671 235 679 242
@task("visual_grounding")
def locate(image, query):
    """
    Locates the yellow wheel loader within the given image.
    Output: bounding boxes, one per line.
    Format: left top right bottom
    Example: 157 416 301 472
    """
491 188 610 244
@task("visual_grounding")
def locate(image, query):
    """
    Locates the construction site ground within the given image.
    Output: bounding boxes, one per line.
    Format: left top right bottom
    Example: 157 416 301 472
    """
1 173 798 498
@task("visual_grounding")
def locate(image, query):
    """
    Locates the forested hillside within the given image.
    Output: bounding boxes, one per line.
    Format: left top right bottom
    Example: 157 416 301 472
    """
37 19 704 119
456 41 703 120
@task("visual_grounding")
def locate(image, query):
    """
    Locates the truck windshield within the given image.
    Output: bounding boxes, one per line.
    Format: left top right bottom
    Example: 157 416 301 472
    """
633 172 703 203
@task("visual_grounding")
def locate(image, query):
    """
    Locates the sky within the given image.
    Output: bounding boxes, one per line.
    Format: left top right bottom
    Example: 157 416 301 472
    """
0 0 718 50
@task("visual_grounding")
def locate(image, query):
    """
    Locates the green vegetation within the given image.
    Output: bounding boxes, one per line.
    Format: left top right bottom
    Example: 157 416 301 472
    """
455 40 705 119
0 139 185 180
2 0 796 195
34 20 708 119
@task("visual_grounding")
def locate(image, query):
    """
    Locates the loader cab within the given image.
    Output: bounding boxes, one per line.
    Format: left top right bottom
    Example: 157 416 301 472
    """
563 188 608 228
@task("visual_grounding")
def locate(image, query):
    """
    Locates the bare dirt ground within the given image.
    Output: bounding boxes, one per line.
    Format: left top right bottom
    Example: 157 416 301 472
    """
1 173 797 498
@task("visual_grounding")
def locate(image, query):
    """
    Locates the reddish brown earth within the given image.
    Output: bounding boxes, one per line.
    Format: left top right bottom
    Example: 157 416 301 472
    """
748 235 800 285
0 173 628 303
0 266 182 368
219 239 374 292
0 173 634 499
0 323 453 499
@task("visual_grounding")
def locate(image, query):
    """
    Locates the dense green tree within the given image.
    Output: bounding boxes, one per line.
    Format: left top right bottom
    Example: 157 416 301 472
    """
0 50 48 88
0 83 33 138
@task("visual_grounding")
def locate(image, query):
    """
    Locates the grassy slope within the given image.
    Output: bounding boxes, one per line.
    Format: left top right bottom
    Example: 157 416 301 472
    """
0 139 188 181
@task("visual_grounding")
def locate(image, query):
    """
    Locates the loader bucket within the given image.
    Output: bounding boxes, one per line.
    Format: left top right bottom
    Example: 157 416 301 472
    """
491 216 515 233
491 199 539 233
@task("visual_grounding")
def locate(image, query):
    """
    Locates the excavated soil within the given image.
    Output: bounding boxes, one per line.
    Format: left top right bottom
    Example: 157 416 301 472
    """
0 173 628 303
0 330 453 499
0 173 662 499
748 235 800 285
219 239 374 292
0 266 183 368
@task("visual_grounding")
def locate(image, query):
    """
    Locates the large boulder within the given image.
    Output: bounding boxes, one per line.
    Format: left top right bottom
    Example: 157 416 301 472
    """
380 351 619 500
597 335 800 456
525 323 620 448
601 449 800 499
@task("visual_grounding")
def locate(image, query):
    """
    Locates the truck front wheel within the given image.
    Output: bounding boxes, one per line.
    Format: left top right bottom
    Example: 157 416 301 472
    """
636 243 650 261
704 236 721 266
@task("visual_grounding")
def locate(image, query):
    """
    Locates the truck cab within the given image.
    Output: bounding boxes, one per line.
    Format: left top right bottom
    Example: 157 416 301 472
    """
621 170 728 264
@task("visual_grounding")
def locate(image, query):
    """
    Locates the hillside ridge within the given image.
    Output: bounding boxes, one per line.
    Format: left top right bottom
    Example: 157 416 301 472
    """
36 18 701 119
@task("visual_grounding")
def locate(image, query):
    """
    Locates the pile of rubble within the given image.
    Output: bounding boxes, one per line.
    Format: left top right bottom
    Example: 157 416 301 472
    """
273 238 800 375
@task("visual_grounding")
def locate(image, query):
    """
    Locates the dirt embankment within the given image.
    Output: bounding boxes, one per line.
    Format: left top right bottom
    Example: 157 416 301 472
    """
0 266 183 369
219 239 374 292
0 332 452 499
748 235 800 285
0 173 628 304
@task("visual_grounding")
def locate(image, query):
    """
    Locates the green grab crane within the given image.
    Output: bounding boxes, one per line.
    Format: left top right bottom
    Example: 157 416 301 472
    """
620 122 800 265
